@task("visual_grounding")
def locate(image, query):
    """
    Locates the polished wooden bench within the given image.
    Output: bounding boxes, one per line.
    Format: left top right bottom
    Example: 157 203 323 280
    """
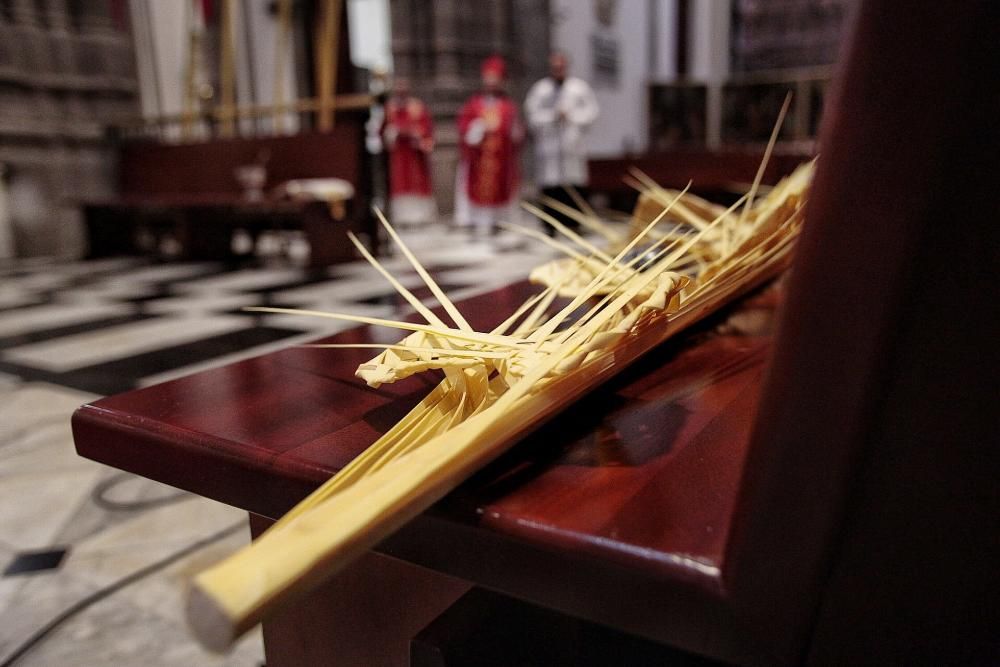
72 279 783 665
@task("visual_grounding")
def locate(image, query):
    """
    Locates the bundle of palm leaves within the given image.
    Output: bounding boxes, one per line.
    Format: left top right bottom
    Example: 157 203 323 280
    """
187 97 811 651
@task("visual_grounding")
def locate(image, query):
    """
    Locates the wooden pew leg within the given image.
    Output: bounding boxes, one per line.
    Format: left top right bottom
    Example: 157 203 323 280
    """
302 202 357 266
249 514 471 667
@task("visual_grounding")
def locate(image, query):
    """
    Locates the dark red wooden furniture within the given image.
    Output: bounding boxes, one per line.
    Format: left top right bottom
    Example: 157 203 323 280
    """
86 125 373 266
73 280 784 666
587 147 812 218
117 126 367 199
588 147 811 194
72 1 998 664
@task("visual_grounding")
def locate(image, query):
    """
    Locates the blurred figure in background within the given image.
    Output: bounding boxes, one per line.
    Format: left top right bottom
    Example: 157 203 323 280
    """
525 52 599 236
381 77 436 225
364 67 390 214
455 56 523 235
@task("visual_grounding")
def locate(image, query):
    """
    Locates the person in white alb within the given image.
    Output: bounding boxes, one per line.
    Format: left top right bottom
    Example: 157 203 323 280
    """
524 52 600 236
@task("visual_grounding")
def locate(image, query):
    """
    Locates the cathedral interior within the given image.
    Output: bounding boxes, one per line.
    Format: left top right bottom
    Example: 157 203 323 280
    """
0 1 995 665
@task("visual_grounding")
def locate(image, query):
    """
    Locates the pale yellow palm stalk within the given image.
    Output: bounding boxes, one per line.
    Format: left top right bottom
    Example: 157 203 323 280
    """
186 103 813 652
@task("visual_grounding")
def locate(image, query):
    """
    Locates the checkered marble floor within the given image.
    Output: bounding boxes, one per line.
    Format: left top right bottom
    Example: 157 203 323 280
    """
0 223 561 665
0 225 558 396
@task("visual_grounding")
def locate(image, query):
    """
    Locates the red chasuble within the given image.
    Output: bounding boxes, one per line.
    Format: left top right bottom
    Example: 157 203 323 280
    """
458 94 521 206
382 97 434 196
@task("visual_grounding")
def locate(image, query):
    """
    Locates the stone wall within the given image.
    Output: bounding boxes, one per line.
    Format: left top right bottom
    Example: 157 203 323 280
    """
0 0 138 258
731 0 853 73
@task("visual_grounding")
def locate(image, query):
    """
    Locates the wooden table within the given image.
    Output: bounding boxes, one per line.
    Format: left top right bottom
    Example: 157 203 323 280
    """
72 279 784 666
83 194 362 267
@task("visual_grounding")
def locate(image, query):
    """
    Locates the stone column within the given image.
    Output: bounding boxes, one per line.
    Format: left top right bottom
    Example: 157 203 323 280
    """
688 0 731 149
0 0 138 257
0 162 13 260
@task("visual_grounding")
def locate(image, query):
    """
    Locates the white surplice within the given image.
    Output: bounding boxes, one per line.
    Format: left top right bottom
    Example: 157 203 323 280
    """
524 76 600 188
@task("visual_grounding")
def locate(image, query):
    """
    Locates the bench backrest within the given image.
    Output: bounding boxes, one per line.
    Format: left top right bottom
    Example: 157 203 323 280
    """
725 1 999 663
119 123 366 199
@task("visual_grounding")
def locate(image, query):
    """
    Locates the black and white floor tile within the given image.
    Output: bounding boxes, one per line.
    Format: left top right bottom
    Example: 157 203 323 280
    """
0 223 559 665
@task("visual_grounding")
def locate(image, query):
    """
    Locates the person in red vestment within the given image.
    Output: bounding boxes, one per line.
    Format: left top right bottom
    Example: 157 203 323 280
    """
455 56 523 233
381 77 436 225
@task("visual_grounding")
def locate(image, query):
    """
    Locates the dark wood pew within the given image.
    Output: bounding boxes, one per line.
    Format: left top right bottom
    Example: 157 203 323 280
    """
587 147 812 211
588 147 811 194
86 123 372 266
84 196 357 267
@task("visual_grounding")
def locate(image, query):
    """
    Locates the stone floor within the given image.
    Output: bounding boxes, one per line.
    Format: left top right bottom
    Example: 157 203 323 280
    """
0 223 560 665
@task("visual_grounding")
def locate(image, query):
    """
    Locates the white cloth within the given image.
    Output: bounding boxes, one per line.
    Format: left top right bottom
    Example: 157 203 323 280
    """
524 76 599 187
283 178 355 201
390 194 436 225
464 119 486 147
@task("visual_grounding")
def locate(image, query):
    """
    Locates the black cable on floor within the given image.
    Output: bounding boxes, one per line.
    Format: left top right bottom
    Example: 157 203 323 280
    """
0 520 246 667
90 471 191 512
1 419 190 510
